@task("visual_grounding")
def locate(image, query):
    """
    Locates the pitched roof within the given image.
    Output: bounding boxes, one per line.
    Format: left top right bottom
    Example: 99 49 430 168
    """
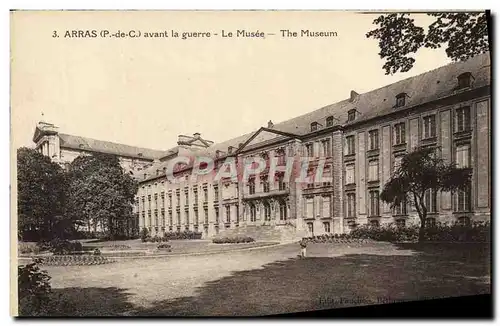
58 133 168 160
138 52 491 182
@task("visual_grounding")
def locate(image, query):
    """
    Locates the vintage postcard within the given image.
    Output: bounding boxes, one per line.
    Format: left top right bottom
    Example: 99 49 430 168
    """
10 10 492 317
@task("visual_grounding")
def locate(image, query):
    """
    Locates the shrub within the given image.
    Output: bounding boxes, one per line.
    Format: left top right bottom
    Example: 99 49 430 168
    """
18 258 52 316
105 244 132 250
18 242 40 255
140 228 149 242
47 239 83 255
212 236 255 244
157 243 172 251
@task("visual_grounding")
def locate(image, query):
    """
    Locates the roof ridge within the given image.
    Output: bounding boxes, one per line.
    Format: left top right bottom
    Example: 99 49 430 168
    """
58 132 166 153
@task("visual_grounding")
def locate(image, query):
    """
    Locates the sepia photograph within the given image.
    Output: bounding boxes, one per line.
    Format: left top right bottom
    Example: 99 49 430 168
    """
10 9 492 317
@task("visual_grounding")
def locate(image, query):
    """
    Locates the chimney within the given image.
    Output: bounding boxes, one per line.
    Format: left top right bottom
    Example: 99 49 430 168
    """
349 90 359 102
193 132 201 138
267 120 274 128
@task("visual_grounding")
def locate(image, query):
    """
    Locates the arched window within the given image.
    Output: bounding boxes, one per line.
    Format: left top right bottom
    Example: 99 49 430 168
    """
395 93 407 107
311 122 318 132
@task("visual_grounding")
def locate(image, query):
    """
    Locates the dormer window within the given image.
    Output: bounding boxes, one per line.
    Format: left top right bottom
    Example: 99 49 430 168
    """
326 116 334 127
457 72 474 89
347 109 356 122
310 122 318 132
395 93 406 108
79 144 84 149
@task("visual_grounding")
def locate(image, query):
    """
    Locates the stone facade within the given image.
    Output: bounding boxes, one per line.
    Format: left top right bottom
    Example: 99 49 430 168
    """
135 53 491 239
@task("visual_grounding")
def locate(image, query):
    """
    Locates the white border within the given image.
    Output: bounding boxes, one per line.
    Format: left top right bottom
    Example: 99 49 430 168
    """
2 1 497 325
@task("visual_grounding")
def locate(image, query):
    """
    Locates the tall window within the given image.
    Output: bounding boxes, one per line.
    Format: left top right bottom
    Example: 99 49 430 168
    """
321 195 331 218
369 129 379 150
394 123 406 145
225 206 231 223
262 178 270 193
454 185 471 212
168 193 172 207
176 210 181 225
393 199 407 216
277 149 286 165
456 144 471 168
204 207 208 224
305 196 314 218
175 190 180 206
456 107 471 132
215 207 219 223
193 189 198 204
369 190 380 217
347 109 356 122
193 208 198 225
250 204 257 222
184 189 189 205
264 203 271 221
213 185 219 202
185 209 189 225
368 160 379 182
279 201 287 220
168 211 173 226
278 174 286 191
345 136 355 155
346 193 356 218
423 115 436 139
345 164 355 185
306 143 313 157
248 178 256 194
203 187 208 202
323 222 331 233
322 139 331 157
424 189 438 213
311 122 318 132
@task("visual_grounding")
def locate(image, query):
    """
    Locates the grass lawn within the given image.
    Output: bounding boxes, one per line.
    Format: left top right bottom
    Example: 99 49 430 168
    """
24 242 490 316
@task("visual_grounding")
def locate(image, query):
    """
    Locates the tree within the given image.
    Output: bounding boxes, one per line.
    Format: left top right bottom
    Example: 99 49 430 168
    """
366 12 489 75
380 146 472 241
17 148 67 241
65 153 138 239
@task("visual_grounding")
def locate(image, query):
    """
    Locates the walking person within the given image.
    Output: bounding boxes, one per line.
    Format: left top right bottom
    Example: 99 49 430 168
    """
299 238 308 258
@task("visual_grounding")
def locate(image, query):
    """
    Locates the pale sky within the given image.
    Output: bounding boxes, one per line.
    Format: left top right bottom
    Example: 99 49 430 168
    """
11 11 451 151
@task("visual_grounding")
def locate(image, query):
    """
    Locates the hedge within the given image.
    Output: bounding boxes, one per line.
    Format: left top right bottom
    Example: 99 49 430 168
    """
349 221 490 243
142 231 202 242
212 236 255 244
38 255 115 266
